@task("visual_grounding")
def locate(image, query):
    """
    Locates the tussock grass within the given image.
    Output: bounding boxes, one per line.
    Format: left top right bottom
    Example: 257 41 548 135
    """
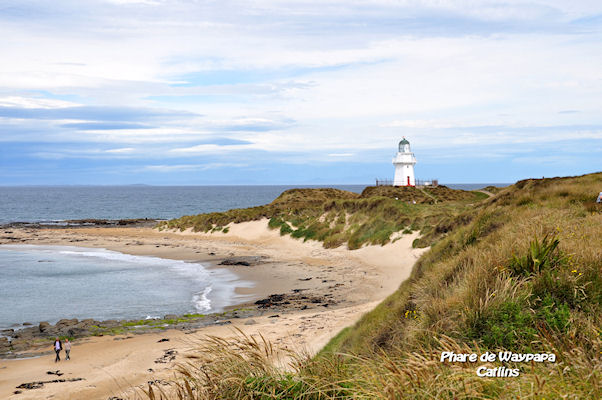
142 332 600 399
142 172 601 399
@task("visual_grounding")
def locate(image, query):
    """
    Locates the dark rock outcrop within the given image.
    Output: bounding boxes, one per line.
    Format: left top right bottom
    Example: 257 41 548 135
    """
38 322 50 333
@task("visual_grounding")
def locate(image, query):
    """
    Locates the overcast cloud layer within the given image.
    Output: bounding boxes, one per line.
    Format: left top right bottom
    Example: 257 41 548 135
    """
1 0 601 184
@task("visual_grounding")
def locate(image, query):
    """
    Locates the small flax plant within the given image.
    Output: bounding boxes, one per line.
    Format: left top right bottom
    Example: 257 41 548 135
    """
508 234 560 276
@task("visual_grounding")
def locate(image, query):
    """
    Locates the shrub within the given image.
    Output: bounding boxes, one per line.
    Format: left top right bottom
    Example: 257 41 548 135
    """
535 295 571 332
468 300 537 350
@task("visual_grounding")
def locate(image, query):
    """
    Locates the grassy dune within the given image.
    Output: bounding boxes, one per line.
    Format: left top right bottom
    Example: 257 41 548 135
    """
147 173 601 399
158 186 487 250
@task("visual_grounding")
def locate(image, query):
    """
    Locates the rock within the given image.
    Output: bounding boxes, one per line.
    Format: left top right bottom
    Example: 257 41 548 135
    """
218 256 263 266
154 349 177 363
66 327 88 337
1 328 14 334
243 319 257 325
157 338 169 343
0 337 10 352
38 322 50 333
11 328 32 339
16 377 84 390
163 314 178 320
255 294 287 308
77 319 97 328
101 320 120 328
219 259 250 266
56 318 78 327
10 338 33 352
22 322 32 326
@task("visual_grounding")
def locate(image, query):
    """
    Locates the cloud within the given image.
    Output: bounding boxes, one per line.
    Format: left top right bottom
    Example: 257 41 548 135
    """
208 118 295 132
328 153 354 157
0 105 195 121
61 122 154 130
1 1 602 184
105 147 136 153
141 163 247 172
168 144 245 155
0 96 78 109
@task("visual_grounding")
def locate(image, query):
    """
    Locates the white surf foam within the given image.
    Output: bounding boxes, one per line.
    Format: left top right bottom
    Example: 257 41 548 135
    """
57 248 212 283
192 286 213 311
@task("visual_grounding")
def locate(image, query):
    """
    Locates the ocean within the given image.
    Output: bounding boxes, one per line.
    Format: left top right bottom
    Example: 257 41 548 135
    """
0 184 506 224
0 185 367 224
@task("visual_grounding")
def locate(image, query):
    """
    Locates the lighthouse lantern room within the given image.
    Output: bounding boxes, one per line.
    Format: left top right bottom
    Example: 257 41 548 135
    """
393 137 417 186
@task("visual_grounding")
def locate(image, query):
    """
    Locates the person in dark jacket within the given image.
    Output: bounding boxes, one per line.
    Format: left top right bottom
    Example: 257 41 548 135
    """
53 338 62 362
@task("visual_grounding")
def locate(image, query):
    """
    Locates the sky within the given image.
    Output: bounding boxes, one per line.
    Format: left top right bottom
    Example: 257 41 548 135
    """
0 0 601 185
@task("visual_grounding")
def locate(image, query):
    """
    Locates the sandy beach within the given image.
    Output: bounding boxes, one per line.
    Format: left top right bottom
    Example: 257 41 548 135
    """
0 220 427 399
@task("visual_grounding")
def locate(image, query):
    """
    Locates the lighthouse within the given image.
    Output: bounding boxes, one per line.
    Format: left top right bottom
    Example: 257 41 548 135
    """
393 137 417 186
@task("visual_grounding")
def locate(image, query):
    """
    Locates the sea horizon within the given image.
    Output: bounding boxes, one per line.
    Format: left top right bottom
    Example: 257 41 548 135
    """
0 183 510 225
0 182 511 187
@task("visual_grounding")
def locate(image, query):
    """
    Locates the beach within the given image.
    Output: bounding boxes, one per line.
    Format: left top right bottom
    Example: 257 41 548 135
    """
0 220 427 399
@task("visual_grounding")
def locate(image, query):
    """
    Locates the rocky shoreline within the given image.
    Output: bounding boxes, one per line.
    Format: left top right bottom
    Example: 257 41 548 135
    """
0 310 249 359
1 218 158 230
0 289 339 360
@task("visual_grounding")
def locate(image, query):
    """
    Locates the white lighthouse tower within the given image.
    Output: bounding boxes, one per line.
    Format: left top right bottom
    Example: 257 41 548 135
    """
393 137 417 186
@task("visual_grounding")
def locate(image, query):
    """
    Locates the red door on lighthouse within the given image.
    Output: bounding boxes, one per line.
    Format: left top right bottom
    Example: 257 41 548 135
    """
407 176 410 186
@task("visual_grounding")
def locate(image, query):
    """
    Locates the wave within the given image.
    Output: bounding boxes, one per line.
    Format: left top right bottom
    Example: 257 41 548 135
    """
58 248 213 282
192 286 213 311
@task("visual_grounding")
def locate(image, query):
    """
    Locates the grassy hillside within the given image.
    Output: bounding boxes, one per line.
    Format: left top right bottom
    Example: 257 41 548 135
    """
328 173 602 356
148 173 601 399
158 186 487 249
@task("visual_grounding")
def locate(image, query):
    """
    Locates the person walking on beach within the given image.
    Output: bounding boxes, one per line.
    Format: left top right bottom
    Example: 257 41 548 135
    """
64 338 71 360
53 338 62 362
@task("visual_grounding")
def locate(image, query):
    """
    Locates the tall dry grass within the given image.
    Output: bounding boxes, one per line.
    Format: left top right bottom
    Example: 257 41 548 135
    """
141 172 601 399
141 330 600 399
